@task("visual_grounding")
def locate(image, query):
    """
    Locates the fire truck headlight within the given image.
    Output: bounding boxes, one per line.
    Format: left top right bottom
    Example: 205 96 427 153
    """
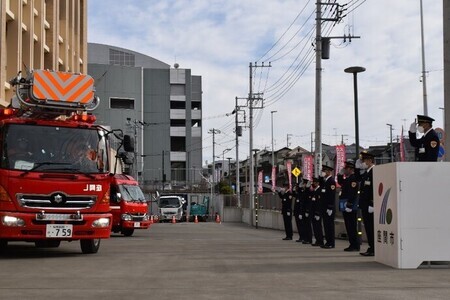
121 214 132 221
92 218 110 228
2 216 25 227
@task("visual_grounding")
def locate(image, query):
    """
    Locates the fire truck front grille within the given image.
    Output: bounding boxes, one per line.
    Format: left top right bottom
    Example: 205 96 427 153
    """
130 213 146 221
17 193 96 209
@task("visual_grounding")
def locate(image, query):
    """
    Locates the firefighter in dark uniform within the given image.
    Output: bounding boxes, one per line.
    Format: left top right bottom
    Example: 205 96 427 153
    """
356 151 376 256
337 160 360 252
294 178 311 243
278 185 293 240
320 165 336 249
310 177 324 246
408 115 440 161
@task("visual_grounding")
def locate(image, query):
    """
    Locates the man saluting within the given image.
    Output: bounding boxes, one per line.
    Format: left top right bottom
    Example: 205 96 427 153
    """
408 115 440 162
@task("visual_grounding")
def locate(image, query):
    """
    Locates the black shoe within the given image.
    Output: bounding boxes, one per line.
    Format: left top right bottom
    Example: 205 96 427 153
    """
302 241 311 245
295 239 302 243
320 244 334 249
282 237 293 240
344 246 360 252
311 242 323 247
360 251 374 256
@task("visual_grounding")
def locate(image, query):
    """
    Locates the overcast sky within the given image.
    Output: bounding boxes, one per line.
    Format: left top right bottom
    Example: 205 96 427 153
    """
88 0 444 164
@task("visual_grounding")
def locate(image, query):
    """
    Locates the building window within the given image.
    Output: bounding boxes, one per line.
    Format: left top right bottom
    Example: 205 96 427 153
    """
170 84 185 96
109 49 135 67
171 119 185 127
110 98 135 109
192 102 201 110
171 137 186 152
170 101 186 109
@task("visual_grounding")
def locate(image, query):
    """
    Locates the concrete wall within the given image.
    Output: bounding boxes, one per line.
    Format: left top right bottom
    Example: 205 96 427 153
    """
223 206 362 241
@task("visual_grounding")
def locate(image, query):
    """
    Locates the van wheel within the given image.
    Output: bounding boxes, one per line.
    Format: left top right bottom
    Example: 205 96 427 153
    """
122 229 134 237
35 240 61 248
80 239 101 254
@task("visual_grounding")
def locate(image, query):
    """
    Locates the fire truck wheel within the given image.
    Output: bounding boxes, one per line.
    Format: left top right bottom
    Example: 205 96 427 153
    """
35 240 61 248
122 229 134 237
80 239 101 254
0 239 7 251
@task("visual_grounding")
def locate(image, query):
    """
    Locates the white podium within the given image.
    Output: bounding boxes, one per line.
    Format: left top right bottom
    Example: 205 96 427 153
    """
373 162 450 269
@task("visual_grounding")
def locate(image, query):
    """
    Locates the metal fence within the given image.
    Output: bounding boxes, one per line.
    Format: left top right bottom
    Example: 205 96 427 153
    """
224 193 282 211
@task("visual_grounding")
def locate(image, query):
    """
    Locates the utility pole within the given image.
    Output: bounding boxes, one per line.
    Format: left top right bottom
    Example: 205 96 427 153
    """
271 111 277 168
444 0 450 162
208 129 221 192
387 124 394 162
248 62 270 227
287 133 293 147
234 97 246 207
314 0 323 177
341 134 348 145
420 0 428 115
314 0 359 175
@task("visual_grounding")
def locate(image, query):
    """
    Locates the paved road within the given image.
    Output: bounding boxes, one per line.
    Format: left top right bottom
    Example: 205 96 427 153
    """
0 222 449 300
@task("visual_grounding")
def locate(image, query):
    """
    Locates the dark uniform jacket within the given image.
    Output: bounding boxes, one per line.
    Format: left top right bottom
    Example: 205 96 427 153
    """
321 176 337 211
337 173 359 208
310 186 322 216
357 166 374 211
278 191 293 214
409 128 440 161
294 186 310 216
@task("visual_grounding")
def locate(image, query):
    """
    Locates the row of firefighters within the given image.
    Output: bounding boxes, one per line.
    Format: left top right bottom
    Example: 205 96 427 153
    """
277 151 376 257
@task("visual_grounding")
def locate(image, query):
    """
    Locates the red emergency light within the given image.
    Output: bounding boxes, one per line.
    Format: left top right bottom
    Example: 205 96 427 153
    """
70 113 96 123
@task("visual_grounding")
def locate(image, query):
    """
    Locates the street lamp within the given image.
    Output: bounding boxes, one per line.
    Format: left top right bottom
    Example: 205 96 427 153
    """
226 157 232 186
344 66 366 159
221 148 231 180
387 123 393 162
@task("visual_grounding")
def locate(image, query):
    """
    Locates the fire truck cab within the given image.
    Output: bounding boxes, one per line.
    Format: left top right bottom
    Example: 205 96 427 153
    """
110 174 151 236
0 70 131 254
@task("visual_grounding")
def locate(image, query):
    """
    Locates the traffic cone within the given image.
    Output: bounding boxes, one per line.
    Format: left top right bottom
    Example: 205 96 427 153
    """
215 213 221 224
194 215 199 223
171 215 176 224
149 215 154 224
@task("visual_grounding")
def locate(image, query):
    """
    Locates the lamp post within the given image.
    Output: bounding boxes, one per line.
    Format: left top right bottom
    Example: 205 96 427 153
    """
344 66 366 159
387 123 393 162
221 148 231 180
226 157 232 186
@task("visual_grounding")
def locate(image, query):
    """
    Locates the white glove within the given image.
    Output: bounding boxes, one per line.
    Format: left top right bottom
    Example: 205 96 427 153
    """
355 159 363 169
345 207 353 213
326 209 332 216
286 212 291 216
299 215 303 220
305 213 309 218
314 215 320 221
368 206 374 214
409 121 417 133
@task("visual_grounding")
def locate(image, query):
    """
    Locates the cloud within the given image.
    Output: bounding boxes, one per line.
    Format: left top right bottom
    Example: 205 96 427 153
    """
88 0 444 164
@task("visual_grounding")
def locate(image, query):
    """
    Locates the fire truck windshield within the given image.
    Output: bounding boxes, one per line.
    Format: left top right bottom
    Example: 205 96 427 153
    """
118 185 146 202
1 124 108 174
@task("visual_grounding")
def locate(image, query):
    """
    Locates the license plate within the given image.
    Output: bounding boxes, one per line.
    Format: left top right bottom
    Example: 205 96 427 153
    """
46 224 73 238
133 222 140 228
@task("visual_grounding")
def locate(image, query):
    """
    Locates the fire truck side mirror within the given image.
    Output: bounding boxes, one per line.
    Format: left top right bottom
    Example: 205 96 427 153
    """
123 135 134 152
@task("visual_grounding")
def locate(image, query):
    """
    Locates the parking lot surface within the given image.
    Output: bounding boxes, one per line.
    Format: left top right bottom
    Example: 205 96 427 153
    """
1 222 449 299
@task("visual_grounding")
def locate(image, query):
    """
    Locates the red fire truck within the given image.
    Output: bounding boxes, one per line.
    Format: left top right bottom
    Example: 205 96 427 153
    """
0 70 132 254
110 174 151 236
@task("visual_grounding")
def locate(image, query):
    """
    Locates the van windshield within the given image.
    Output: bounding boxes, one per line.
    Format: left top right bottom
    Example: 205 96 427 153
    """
159 197 181 208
